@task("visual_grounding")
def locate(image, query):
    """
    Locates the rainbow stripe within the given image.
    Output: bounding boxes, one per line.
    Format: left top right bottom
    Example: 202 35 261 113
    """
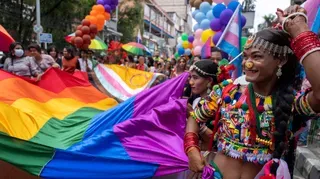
94 64 164 101
0 68 190 178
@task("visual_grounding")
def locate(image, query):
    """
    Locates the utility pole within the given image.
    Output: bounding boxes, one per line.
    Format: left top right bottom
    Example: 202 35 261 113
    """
36 0 41 45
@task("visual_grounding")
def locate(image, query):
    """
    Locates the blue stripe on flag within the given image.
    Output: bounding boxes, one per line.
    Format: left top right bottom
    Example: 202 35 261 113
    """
219 40 240 58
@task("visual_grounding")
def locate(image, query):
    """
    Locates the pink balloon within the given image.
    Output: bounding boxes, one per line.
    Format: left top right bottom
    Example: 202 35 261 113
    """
193 46 202 56
223 0 232 5
213 0 224 3
193 39 202 47
194 29 203 39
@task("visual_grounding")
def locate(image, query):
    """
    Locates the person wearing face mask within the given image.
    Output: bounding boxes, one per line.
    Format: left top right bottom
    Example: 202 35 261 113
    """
3 42 41 79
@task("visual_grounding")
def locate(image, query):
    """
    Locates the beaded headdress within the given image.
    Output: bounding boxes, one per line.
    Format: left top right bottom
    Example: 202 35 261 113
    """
244 33 293 56
190 60 217 77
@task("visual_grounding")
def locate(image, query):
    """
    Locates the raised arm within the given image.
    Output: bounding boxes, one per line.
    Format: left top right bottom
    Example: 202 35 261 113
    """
277 6 320 112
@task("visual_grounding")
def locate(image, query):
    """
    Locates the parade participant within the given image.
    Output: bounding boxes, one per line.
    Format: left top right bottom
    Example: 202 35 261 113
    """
185 5 320 179
126 55 136 68
78 50 93 72
170 56 187 78
28 43 59 72
210 47 223 64
188 60 219 150
3 42 41 80
136 56 148 71
61 46 80 74
47 46 62 66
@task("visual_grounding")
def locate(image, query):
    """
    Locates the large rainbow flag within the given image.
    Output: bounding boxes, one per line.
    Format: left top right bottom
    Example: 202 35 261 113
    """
92 64 166 101
0 68 191 178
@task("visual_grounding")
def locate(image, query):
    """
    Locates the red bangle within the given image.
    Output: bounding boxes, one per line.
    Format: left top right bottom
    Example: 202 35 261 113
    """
291 31 320 63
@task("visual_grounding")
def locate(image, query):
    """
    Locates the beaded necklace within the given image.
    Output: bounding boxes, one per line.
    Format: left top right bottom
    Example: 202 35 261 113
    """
247 83 276 147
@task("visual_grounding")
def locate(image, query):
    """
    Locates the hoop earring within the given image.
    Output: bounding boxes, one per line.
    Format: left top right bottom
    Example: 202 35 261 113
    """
276 66 282 79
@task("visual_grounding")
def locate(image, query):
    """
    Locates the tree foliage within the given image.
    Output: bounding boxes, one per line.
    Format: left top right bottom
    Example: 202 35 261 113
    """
258 14 276 30
118 0 143 44
0 0 95 50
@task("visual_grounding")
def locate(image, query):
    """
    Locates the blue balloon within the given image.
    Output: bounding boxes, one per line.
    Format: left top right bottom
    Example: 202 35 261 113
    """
192 10 200 18
193 23 200 31
228 1 240 12
241 15 247 28
177 43 183 50
200 19 211 30
213 3 226 18
206 10 214 21
178 47 185 55
185 49 191 56
200 2 212 14
195 12 206 23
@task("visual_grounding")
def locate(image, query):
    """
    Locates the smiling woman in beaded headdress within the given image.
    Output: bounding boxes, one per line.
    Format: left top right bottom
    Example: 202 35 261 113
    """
184 5 320 179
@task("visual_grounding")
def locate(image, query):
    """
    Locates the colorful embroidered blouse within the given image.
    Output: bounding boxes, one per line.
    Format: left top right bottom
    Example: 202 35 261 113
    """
191 80 316 164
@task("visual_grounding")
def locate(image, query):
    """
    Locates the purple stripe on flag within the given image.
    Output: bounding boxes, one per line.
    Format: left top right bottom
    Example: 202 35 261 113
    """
113 98 189 176
113 73 190 176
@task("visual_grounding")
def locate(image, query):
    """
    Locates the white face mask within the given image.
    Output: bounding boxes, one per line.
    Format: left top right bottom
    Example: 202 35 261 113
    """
14 49 24 57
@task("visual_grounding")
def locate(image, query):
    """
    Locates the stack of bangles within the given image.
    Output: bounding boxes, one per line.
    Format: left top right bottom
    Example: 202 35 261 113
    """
184 132 200 154
291 31 320 64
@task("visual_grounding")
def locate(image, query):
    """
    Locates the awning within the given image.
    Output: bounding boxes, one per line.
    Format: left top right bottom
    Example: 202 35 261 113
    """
143 19 174 39
106 28 123 37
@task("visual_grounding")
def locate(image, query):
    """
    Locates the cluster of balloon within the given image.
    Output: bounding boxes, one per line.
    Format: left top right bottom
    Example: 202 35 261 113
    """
71 20 98 49
190 0 234 9
71 1 116 50
85 5 111 31
174 33 194 58
96 0 119 13
189 0 247 56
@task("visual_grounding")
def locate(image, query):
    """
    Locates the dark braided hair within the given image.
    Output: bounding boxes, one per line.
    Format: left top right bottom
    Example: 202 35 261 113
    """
255 29 302 176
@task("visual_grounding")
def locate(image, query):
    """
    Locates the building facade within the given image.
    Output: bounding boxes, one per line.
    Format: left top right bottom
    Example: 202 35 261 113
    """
153 0 193 34
143 0 176 57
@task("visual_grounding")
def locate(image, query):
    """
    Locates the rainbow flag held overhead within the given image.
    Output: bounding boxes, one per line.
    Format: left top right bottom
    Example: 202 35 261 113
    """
92 64 166 101
0 68 190 179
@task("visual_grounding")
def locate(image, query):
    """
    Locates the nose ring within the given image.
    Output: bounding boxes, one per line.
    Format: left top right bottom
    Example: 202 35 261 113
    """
245 61 254 70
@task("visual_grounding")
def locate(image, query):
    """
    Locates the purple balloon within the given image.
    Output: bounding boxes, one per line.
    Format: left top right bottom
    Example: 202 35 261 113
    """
104 4 111 13
213 31 223 45
104 0 111 4
110 4 116 10
241 15 247 28
220 9 234 25
210 18 222 31
188 36 195 43
97 0 104 5
221 25 226 32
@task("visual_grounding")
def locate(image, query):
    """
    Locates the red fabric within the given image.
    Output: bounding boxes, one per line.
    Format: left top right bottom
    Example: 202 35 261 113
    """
62 57 78 74
246 87 257 145
38 68 91 93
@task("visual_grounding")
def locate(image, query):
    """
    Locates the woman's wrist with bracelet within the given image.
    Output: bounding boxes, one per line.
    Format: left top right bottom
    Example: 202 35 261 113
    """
291 31 320 64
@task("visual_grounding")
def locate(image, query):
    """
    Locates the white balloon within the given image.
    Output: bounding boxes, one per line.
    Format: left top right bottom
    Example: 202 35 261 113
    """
177 37 183 44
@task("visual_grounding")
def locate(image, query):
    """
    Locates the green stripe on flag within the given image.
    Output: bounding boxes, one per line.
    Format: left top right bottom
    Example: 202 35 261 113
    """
30 107 103 150
0 107 103 175
0 132 54 176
